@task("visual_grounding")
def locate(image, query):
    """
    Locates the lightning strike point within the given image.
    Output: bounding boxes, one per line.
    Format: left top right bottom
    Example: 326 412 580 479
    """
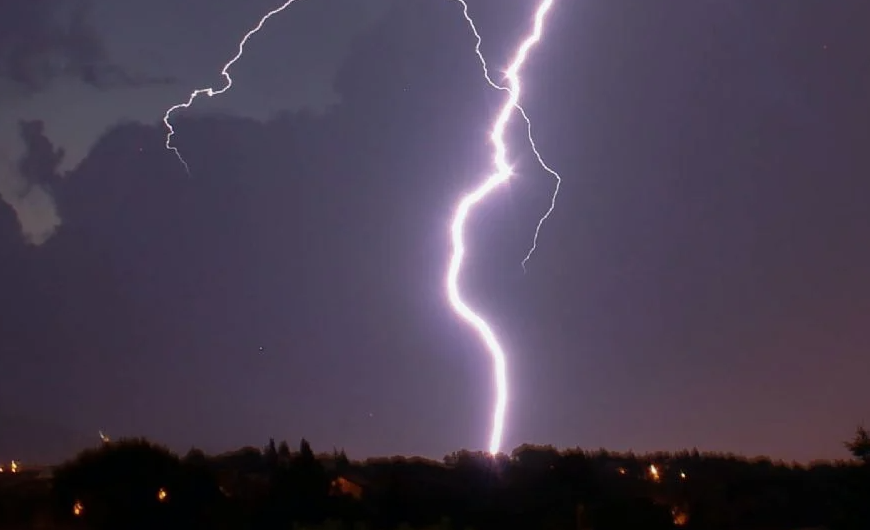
448 0 557 455
162 0 302 174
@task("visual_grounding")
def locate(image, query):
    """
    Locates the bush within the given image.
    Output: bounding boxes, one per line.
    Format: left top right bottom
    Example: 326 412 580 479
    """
51 438 222 529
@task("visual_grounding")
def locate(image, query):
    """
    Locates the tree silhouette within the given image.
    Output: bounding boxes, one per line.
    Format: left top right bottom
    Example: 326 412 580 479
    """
50 438 221 529
299 438 315 462
183 447 207 466
12 433 870 529
334 448 350 475
265 438 278 467
278 440 291 460
845 425 870 463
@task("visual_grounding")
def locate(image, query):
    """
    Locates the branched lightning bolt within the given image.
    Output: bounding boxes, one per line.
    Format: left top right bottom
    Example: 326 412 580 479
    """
447 0 556 455
162 0 301 174
455 0 562 272
159 0 556 456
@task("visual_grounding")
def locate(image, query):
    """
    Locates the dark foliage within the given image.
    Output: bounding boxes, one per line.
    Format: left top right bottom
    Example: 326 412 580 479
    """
0 434 868 529
845 425 870 464
49 438 224 529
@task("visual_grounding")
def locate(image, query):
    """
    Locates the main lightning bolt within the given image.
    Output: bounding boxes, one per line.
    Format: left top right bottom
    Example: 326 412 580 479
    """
447 0 556 455
160 0 556 456
455 0 562 272
162 0 301 174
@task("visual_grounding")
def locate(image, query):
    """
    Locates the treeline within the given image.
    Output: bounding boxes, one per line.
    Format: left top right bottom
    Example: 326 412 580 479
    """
0 429 868 530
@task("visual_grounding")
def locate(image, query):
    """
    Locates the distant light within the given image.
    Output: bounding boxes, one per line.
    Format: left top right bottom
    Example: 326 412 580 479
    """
9 461 18 473
0 466 4 473
99 431 111 443
672 506 689 526
648 464 660 482
617 466 627 475
679 471 687 480
73 501 84 516
157 488 168 502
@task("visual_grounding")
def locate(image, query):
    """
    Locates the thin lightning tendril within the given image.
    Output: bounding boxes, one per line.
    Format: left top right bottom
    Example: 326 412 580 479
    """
455 0 562 272
162 0 301 175
447 0 556 455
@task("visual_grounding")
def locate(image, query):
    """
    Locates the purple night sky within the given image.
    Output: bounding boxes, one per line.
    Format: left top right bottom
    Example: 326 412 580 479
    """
1 0 869 464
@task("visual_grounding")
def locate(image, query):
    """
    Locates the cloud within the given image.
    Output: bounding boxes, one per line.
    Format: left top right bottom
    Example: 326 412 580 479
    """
18 120 64 186
0 0 396 246
0 123 61 245
0 0 173 96
0 0 176 246
0 0 95 94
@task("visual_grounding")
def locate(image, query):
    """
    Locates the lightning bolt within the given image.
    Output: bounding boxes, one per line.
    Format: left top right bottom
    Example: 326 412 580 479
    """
162 0 301 174
447 0 556 455
455 0 562 272
160 0 556 456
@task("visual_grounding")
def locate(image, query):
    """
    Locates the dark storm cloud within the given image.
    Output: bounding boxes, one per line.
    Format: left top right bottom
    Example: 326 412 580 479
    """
17 120 64 187
0 0 178 246
0 0 173 95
